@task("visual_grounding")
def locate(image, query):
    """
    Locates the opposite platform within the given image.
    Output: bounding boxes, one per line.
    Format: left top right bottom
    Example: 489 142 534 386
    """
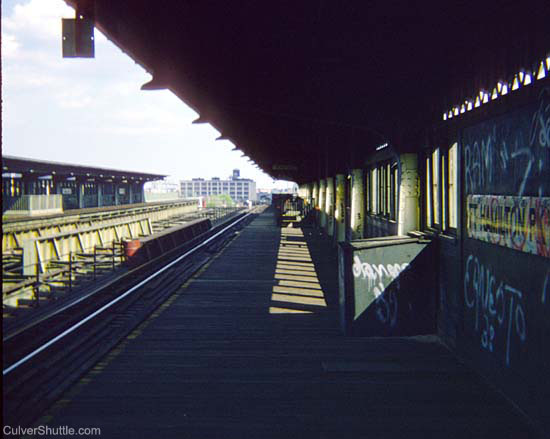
39 208 531 438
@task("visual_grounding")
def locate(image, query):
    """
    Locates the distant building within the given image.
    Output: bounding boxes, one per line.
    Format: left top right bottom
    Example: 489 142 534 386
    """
180 170 257 202
144 179 181 202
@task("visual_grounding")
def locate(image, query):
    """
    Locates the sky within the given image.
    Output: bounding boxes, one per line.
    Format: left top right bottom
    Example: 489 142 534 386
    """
1 0 295 190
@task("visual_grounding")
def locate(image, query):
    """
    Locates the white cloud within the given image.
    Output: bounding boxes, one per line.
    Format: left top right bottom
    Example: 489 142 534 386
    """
3 0 73 40
1 33 20 57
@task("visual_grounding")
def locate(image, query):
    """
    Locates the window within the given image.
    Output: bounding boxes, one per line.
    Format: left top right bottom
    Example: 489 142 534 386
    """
371 168 378 214
365 169 371 213
425 143 458 231
391 163 398 221
432 148 440 225
425 156 432 226
448 142 458 228
366 162 398 219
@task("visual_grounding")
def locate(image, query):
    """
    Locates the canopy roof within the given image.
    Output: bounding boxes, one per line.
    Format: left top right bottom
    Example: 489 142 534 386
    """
66 1 549 183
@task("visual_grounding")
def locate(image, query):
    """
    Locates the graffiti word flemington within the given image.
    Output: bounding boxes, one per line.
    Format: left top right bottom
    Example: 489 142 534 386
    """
467 195 550 258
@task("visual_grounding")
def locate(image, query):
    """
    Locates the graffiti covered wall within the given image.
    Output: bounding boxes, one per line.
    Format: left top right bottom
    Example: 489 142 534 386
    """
466 195 550 257
457 87 550 430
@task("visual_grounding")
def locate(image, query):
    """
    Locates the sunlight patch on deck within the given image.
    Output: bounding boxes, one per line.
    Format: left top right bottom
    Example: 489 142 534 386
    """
270 226 327 314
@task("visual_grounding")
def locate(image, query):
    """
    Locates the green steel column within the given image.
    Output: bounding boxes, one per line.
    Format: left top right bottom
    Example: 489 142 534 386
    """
325 176 334 236
97 182 103 207
129 183 134 204
139 182 145 205
305 183 312 206
78 179 85 209
334 174 346 242
312 181 319 210
350 169 365 239
319 179 326 228
397 153 419 235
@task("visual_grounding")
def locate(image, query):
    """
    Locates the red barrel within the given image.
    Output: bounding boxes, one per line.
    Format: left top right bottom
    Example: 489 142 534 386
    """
124 239 142 259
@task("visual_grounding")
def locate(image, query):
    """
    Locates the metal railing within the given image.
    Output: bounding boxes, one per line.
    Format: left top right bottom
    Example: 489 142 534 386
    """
3 241 127 309
3 195 63 214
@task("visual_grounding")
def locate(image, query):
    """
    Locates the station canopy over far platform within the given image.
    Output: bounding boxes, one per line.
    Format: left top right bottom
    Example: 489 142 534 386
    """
2 155 166 182
64 1 549 184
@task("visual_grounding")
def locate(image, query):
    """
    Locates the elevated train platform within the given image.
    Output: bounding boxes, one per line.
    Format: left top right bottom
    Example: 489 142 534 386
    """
38 208 531 438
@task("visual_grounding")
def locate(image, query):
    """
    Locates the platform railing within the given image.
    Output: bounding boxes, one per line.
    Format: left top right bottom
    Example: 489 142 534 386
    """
3 241 127 309
2 195 63 215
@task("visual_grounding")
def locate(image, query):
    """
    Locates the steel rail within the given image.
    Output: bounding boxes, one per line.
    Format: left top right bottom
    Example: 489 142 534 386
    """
3 211 243 343
3 211 254 376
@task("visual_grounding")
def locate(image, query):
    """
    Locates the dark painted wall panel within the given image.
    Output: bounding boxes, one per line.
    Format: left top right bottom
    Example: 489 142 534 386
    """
450 86 550 432
339 237 437 336
437 238 461 349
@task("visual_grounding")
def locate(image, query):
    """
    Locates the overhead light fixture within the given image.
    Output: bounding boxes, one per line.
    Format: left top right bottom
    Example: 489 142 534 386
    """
512 75 520 90
537 61 546 80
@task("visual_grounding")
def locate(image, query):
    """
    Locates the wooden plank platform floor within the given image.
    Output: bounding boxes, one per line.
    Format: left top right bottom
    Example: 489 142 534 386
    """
41 209 531 438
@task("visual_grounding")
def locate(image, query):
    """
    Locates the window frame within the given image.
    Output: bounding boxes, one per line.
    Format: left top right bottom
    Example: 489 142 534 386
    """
423 142 458 234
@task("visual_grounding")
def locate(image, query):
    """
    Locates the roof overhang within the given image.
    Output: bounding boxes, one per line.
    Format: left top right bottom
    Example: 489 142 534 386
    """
65 1 550 183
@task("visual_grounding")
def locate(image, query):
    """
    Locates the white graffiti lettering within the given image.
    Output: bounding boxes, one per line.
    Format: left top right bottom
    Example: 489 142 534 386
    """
464 255 527 367
353 256 409 327
464 90 550 197
529 93 550 148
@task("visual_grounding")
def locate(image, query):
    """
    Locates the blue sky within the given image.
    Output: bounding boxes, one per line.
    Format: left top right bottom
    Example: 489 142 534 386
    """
1 0 294 189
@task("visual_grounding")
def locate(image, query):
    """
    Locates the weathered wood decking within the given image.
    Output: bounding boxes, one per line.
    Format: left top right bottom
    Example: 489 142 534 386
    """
43 209 531 438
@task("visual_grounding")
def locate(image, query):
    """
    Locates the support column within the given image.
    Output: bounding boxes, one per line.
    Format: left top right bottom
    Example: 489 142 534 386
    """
334 174 346 242
312 181 319 210
78 179 85 209
350 169 365 239
97 182 103 207
325 176 334 236
397 153 419 235
319 179 326 228
139 183 145 203
305 183 312 206
114 182 120 206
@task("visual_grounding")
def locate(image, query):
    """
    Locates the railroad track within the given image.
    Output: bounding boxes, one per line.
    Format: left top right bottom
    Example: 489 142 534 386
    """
2 208 262 428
